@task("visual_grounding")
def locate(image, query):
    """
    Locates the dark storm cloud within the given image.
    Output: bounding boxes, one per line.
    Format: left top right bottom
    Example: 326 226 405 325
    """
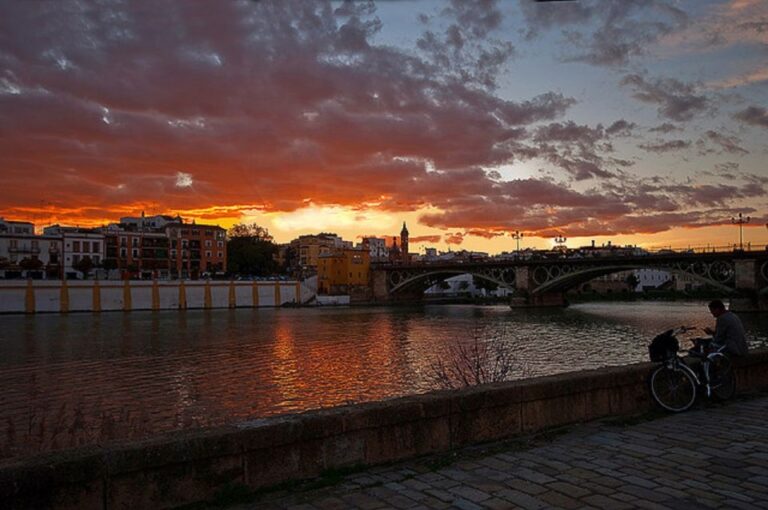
734 106 768 129
620 74 710 121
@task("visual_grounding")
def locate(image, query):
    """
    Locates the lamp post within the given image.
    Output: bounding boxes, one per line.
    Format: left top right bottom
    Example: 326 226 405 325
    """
732 212 750 251
511 230 524 253
554 235 567 251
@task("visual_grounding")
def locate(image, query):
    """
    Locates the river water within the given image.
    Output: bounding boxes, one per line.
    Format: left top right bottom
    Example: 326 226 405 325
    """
1 301 766 460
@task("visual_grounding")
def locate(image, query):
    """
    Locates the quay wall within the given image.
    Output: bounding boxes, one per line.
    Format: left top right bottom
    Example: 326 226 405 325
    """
3 350 768 509
0 279 315 314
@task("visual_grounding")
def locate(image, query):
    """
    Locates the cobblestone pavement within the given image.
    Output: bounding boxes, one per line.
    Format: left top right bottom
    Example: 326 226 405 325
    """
234 397 768 509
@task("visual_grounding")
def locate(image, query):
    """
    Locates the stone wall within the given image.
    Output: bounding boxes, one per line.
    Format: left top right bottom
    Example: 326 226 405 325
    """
3 350 768 509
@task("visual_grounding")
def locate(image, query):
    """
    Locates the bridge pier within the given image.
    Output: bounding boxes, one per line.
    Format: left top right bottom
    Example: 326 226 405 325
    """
730 259 768 313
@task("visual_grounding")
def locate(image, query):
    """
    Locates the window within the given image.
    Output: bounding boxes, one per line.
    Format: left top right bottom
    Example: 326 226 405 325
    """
217 251 223 258
93 255 100 264
132 238 138 247
93 242 99 253
171 250 177 257
73 255 80 264
120 248 127 257
120 236 127 246
182 239 188 248
73 241 80 252
217 241 223 248
31 240 39 248
9 239 17 248
205 240 212 247
205 251 212 257
132 249 138 258
205 229 213 237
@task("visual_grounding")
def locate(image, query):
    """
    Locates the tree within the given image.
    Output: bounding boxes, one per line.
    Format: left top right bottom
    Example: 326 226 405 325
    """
625 273 640 292
227 223 273 241
227 223 278 276
19 257 43 271
73 256 94 279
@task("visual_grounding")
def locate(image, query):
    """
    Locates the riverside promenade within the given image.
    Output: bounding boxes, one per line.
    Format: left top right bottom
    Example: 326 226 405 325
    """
237 396 768 510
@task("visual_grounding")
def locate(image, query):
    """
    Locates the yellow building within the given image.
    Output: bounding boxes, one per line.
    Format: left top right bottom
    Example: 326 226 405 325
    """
317 248 371 296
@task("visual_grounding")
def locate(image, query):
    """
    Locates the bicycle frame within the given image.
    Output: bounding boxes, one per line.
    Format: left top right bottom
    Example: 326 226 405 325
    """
665 345 729 398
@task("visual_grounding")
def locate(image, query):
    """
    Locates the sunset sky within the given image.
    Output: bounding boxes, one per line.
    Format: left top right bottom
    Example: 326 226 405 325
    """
1 0 767 253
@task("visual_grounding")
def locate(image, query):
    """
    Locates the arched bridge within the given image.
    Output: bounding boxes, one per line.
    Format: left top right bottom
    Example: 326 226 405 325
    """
371 251 768 308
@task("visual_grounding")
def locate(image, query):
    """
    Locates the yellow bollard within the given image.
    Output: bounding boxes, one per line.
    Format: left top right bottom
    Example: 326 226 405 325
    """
92 279 101 313
229 280 236 308
60 278 69 313
274 282 281 306
204 280 212 309
179 280 187 310
123 279 132 311
152 279 160 311
25 279 35 314
252 282 259 307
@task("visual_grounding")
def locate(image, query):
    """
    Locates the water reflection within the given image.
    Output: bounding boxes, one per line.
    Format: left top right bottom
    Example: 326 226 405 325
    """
0 301 766 459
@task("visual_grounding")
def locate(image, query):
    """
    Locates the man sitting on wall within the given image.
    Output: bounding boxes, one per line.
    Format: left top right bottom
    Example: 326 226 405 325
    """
701 299 749 357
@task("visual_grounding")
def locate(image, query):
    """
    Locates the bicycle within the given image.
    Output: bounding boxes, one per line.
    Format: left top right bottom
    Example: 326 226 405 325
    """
648 326 736 412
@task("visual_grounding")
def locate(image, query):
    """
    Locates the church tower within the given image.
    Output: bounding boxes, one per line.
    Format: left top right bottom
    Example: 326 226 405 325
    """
400 221 409 264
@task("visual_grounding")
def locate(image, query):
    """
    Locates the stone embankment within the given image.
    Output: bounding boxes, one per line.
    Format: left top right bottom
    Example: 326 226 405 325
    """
2 350 768 509
0 279 314 314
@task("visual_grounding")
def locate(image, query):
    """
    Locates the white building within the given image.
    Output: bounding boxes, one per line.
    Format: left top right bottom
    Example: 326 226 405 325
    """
0 219 63 278
43 225 105 279
360 237 389 262
119 213 181 231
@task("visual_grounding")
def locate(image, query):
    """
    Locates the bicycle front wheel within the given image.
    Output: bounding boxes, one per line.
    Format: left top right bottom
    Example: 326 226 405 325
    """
650 364 697 412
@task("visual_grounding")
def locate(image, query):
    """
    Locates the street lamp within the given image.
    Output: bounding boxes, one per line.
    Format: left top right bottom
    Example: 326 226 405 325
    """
554 235 567 250
511 230 524 253
732 212 750 251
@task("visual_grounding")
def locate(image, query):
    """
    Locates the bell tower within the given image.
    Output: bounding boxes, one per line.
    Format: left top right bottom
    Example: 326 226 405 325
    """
400 222 409 263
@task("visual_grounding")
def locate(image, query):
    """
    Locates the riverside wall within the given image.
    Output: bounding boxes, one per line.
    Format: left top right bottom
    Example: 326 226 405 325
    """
0 279 315 314
3 350 768 509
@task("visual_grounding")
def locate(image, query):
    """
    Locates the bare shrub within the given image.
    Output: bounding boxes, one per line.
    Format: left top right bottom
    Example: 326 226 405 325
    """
428 326 528 390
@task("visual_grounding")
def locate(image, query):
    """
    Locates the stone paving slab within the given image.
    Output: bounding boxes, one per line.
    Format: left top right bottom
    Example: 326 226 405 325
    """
230 397 768 509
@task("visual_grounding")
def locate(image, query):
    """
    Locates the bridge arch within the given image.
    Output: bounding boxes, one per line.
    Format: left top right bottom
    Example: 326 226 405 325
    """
531 263 736 295
388 268 515 295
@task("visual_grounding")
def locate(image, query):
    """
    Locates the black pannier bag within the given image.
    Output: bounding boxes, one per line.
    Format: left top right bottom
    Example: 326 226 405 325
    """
649 330 679 362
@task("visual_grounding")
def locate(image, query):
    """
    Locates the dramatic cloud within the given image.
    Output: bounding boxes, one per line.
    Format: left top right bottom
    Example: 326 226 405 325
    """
699 131 748 156
620 74 710 121
0 1 573 224
734 106 768 128
648 123 681 133
417 0 513 89
638 140 692 153
0 0 765 243
520 0 688 67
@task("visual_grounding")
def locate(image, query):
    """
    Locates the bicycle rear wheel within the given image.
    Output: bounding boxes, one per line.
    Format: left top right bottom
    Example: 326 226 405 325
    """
710 355 736 401
650 364 697 412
